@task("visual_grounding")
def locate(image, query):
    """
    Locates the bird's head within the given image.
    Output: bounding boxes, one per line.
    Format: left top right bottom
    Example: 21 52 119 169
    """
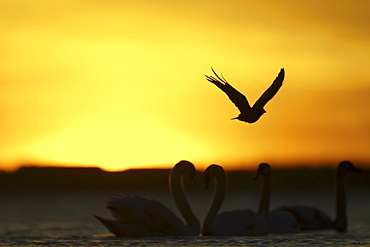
253 163 271 181
203 164 224 191
231 108 266 123
231 115 243 121
337 161 363 176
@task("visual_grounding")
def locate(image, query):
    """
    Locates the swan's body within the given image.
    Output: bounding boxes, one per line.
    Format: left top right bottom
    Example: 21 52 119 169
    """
94 160 200 237
254 163 300 233
202 165 266 236
277 205 332 231
278 161 362 232
205 68 284 123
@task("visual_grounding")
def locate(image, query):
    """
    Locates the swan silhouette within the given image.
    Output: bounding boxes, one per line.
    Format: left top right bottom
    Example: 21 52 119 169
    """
278 161 363 232
205 68 284 123
94 160 200 237
202 165 267 236
254 163 300 233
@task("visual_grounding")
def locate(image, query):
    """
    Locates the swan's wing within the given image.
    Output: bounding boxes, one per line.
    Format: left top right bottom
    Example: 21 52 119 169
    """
206 68 252 112
267 210 300 233
108 194 153 223
253 68 284 108
94 215 169 237
278 205 333 230
107 194 185 234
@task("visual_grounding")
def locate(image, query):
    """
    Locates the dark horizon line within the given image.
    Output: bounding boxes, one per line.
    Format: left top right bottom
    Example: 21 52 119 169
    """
1 163 369 191
1 162 369 174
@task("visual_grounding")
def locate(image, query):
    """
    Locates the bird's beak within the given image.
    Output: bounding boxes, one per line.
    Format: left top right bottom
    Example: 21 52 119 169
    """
204 174 212 191
253 167 265 181
189 172 197 185
231 117 238 120
253 172 261 181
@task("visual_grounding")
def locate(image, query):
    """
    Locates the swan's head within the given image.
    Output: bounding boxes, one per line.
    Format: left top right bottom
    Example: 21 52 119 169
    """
172 160 197 184
253 163 271 180
204 165 225 190
337 161 363 176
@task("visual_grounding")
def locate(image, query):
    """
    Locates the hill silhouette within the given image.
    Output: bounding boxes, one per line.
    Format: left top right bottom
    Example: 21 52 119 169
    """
0 165 369 190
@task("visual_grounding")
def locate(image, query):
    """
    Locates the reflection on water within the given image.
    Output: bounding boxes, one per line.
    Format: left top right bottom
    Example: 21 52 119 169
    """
0 190 369 246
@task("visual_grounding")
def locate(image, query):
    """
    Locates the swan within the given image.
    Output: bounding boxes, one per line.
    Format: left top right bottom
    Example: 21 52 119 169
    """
254 163 300 233
202 165 267 236
94 160 200 237
278 161 363 232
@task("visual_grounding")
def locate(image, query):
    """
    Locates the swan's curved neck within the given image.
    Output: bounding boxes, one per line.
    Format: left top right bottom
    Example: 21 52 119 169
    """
334 172 347 232
170 169 200 232
258 172 271 219
202 170 227 235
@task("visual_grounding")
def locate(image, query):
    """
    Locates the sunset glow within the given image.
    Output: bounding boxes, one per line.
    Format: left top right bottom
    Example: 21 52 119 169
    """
1 0 370 172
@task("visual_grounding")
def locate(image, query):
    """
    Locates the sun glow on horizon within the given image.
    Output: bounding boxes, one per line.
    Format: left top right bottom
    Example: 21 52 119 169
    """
12 114 212 172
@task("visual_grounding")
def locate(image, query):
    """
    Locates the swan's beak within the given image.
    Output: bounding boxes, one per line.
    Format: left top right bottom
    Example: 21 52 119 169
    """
189 173 197 185
253 172 261 181
204 175 212 191
253 168 264 180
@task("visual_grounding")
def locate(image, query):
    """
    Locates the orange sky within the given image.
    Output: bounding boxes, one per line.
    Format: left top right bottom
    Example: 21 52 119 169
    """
1 0 370 172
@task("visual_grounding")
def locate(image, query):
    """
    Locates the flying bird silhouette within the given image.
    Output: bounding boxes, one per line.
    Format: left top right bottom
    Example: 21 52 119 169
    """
205 68 285 123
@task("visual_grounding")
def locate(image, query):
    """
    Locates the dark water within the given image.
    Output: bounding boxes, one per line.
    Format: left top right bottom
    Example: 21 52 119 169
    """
0 189 369 246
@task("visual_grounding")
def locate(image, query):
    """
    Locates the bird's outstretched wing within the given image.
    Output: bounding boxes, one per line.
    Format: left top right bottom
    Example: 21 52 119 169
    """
205 68 252 112
253 68 284 108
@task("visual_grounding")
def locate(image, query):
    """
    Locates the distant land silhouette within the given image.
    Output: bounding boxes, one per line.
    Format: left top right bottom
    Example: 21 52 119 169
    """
0 165 369 190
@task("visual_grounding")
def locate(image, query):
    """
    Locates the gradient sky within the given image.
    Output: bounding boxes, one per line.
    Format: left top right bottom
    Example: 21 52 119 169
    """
1 0 370 172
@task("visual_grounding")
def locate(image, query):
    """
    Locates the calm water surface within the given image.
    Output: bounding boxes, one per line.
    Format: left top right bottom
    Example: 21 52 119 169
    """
0 190 369 246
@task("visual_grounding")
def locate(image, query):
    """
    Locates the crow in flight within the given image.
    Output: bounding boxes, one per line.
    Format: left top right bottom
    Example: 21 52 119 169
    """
205 68 284 123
